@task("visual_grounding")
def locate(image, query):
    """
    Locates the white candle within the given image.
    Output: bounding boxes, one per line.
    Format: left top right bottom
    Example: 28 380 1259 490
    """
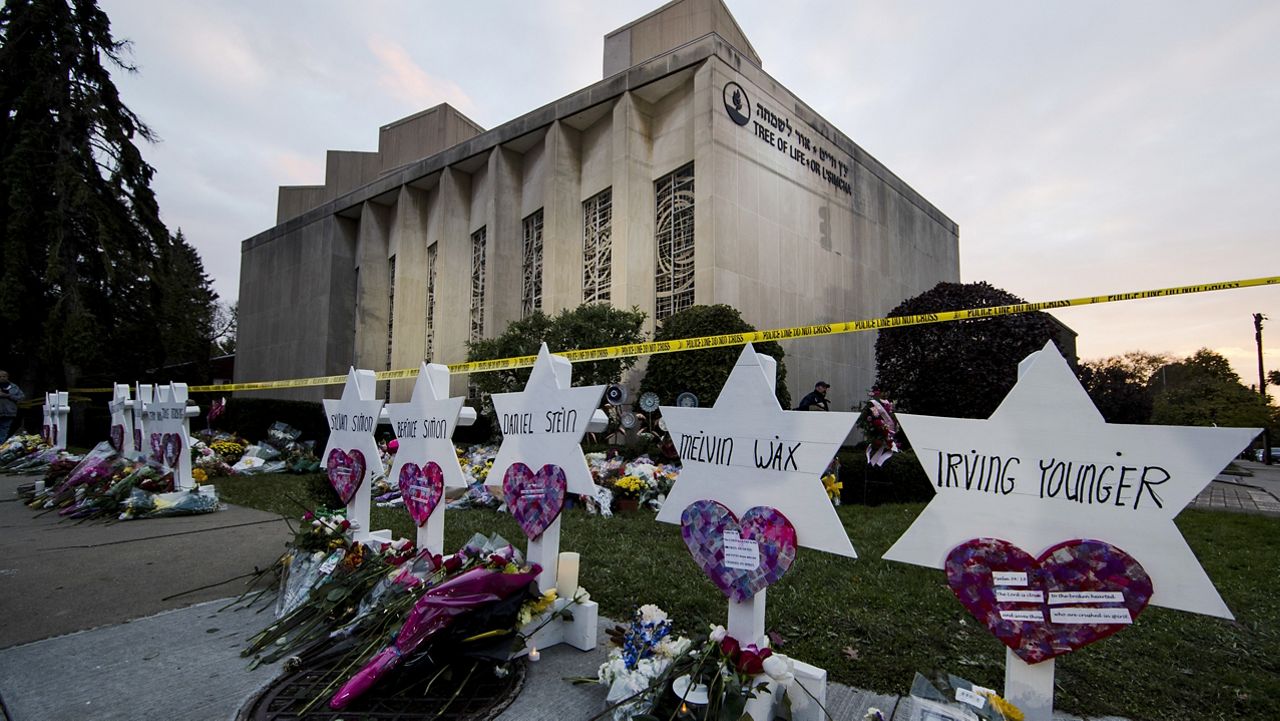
528 647 540 662
556 551 580 598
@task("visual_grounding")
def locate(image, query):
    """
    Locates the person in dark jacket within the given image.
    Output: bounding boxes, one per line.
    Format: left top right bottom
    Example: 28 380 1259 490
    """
0 370 24 440
796 381 830 411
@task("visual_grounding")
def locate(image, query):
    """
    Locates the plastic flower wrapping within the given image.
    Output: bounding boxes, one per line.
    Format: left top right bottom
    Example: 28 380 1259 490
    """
0 434 49 467
234 528 547 713
584 609 811 721
858 392 900 467
584 452 681 513
908 671 1024 721
447 443 500 509
15 440 222 522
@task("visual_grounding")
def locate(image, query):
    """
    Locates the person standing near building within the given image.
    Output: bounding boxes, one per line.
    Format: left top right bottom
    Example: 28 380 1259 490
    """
0 370 24 439
797 381 830 411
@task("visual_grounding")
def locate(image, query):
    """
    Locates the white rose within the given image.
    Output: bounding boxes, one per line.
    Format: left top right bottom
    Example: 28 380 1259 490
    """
638 604 668 624
709 624 727 643
762 654 794 683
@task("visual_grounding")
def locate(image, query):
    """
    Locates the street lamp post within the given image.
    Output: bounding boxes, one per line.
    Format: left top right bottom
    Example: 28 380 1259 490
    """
1255 313 1271 465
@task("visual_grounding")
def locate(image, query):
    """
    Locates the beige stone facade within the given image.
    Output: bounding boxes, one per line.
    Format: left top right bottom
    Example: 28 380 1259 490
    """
237 0 960 409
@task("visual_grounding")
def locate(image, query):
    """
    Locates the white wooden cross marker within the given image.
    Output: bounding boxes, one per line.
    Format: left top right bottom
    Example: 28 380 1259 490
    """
43 391 70 451
484 344 607 652
884 342 1259 721
385 362 476 555
321 368 391 546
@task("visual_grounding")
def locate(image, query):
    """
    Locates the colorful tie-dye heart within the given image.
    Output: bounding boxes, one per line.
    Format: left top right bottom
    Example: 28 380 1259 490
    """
327 448 367 505
163 433 181 467
400 461 445 527
680 500 798 602
150 433 164 464
501 463 567 540
109 424 125 452
946 537 1154 664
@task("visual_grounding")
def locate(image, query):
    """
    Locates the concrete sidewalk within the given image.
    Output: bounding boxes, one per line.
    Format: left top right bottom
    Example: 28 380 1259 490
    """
0 473 292 648
1191 460 1280 516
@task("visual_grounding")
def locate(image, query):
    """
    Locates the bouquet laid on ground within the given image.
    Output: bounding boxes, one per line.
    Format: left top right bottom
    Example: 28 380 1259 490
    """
580 607 814 721
858 391 900 467
0 434 47 468
875 672 1023 721
585 452 681 514
234 521 566 714
20 441 219 521
448 443 500 509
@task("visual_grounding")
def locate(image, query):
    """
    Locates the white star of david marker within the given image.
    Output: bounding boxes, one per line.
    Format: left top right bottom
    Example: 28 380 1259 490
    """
883 341 1260 619
485 344 606 496
655 345 859 558
321 368 387 540
386 362 474 551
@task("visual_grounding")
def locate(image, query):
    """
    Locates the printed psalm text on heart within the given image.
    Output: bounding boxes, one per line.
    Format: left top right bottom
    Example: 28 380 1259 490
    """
501 463 567 540
680 499 798 602
400 461 445 527
327 448 368 505
945 537 1154 663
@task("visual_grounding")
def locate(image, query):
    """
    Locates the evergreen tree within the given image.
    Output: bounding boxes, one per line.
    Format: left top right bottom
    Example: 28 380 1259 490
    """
873 282 1063 418
0 0 206 389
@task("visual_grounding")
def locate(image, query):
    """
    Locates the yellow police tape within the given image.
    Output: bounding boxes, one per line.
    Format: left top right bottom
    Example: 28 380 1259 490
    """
66 274 1280 394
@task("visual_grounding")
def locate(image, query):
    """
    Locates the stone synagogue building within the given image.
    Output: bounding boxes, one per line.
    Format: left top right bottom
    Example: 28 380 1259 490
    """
236 0 960 407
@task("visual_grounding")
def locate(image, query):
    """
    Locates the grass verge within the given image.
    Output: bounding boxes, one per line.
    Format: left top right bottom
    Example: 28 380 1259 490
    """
218 474 1280 721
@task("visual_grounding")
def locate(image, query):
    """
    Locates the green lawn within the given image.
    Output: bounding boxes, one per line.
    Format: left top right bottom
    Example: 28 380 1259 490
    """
217 474 1280 721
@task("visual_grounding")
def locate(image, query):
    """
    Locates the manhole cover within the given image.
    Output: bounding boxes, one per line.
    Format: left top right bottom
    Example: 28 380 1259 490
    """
241 654 526 721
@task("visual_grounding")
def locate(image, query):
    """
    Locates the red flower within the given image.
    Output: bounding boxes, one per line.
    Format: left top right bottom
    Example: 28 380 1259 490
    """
737 646 773 675
489 553 509 567
443 555 463 572
302 511 315 521
720 636 740 659
339 519 352 530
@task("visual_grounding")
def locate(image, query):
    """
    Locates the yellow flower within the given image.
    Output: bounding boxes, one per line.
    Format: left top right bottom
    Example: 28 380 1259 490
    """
822 473 842 501
192 468 208 483
983 692 1024 721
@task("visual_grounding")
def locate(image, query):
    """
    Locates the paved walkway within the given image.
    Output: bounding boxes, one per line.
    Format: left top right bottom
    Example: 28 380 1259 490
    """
1190 460 1280 516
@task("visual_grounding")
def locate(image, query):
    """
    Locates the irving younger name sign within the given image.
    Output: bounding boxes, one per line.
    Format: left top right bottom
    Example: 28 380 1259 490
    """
884 342 1257 620
883 342 1260 721
934 449 1171 512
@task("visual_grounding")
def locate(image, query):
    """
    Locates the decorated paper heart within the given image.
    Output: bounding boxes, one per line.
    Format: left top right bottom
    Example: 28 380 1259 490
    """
946 538 1154 664
327 448 367 505
399 461 445 527
150 433 164 464
680 500 799 602
163 433 182 467
109 424 125 452
501 463 567 539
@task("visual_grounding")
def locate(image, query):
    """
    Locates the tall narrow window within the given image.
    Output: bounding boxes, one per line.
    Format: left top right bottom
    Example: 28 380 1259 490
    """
385 255 396 398
386 256 396 372
582 188 613 303
425 243 438 360
655 163 695 321
470 227 487 343
521 209 544 317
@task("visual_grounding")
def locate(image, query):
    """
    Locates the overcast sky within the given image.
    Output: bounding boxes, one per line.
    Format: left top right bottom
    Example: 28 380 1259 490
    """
99 0 1279 382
